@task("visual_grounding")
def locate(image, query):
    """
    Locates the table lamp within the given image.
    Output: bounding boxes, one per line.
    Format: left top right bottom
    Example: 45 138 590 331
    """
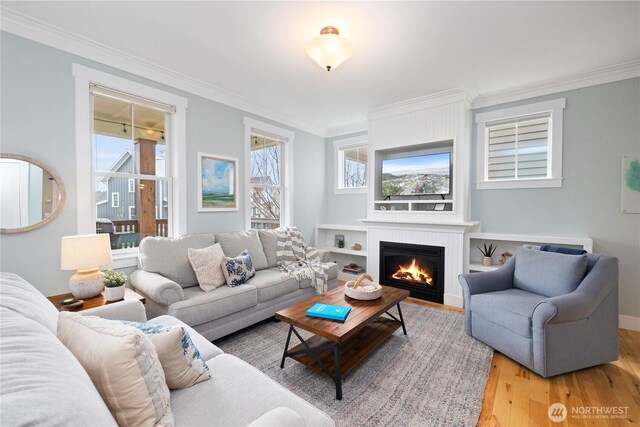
61 234 113 298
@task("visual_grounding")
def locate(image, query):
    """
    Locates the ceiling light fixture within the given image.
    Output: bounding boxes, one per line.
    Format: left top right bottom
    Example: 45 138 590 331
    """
305 26 352 72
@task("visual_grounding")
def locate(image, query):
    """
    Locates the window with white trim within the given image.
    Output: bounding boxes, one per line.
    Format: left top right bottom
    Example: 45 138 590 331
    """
128 206 136 220
333 136 368 194
249 133 284 230
111 192 120 208
128 179 135 192
476 98 565 190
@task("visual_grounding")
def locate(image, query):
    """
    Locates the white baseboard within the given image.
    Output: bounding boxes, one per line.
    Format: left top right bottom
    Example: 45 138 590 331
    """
619 315 640 332
444 294 463 309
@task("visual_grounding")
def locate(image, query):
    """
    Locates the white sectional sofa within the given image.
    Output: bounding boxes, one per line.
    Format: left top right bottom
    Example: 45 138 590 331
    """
130 230 338 341
0 273 334 426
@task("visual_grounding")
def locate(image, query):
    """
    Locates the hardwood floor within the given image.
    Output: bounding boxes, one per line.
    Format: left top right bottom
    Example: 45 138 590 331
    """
406 295 640 426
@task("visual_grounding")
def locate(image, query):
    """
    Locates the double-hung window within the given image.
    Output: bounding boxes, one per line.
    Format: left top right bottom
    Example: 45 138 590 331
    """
249 133 284 230
91 85 174 249
334 136 368 194
476 99 565 189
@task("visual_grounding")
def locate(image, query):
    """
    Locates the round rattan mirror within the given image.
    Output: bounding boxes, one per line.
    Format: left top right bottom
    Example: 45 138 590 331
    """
0 153 66 233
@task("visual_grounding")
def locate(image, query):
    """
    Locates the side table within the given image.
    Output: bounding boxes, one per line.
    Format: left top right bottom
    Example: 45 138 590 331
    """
47 288 145 312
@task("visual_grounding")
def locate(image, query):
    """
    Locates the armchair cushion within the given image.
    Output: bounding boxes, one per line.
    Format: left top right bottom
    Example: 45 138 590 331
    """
471 288 547 337
513 246 588 297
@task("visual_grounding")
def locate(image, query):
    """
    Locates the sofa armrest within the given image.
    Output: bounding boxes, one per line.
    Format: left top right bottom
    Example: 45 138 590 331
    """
130 270 184 306
533 255 618 325
458 256 515 297
316 249 333 263
81 299 147 322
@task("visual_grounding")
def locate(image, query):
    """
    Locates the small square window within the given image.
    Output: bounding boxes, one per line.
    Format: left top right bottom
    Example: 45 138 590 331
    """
334 136 368 194
476 99 565 190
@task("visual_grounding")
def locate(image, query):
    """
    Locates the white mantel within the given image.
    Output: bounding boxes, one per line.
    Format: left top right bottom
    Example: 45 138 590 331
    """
362 218 479 308
363 88 476 308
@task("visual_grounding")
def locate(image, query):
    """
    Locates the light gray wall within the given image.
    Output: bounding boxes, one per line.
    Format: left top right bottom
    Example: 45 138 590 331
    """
323 131 368 225
470 78 640 318
0 32 326 297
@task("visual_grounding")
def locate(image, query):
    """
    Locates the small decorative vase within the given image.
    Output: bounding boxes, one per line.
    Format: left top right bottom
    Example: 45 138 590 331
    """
481 256 494 266
105 285 126 302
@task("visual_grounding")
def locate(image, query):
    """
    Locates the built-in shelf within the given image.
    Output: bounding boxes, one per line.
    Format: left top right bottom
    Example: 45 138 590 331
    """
373 199 454 213
465 232 594 273
317 246 367 257
315 224 368 272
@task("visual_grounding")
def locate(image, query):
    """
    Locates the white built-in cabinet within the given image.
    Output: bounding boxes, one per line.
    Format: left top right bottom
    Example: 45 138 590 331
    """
464 232 594 273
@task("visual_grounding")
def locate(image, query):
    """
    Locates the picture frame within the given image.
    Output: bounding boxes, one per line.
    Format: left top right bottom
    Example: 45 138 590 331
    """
197 152 239 212
621 155 640 214
434 203 446 211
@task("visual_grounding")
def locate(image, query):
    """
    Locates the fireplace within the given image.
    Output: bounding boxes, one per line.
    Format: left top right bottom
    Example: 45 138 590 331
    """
379 241 444 303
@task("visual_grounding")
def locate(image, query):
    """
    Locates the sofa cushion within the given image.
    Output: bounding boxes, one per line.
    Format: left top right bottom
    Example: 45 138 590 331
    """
247 269 299 303
470 288 547 337
258 230 279 268
223 250 256 287
247 407 306 427
57 313 174 426
216 230 269 270
149 315 224 361
188 243 227 291
0 272 59 334
168 285 258 326
0 307 117 426
170 354 334 427
514 246 588 297
299 263 338 289
123 321 211 390
139 234 216 288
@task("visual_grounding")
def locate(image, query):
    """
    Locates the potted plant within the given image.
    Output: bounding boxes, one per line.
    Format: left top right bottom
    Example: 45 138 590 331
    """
477 243 497 266
103 270 127 302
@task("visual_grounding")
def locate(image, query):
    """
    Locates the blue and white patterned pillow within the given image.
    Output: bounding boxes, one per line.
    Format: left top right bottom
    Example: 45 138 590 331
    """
223 249 255 287
122 321 210 389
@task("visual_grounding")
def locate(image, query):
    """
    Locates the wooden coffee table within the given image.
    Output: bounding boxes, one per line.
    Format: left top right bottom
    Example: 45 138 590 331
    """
275 286 409 400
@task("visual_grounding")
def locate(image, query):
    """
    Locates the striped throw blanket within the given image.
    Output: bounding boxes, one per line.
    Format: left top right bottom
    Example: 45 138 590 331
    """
275 227 329 295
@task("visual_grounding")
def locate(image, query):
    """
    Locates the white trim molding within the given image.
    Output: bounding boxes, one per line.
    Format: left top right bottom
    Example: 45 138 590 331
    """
243 117 294 230
325 121 368 139
73 64 188 261
2 6 325 137
473 60 640 109
475 98 565 190
619 314 640 332
333 135 368 195
368 87 473 121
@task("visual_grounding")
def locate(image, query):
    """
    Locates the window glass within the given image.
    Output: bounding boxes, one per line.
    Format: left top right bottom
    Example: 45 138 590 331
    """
250 134 282 230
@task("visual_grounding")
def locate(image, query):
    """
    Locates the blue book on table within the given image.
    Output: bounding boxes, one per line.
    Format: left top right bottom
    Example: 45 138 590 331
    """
306 303 351 322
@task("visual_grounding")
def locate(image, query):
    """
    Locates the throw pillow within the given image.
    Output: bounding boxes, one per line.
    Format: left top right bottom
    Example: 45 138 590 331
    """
223 250 255 287
57 313 174 427
188 243 227 292
513 246 588 298
123 321 210 389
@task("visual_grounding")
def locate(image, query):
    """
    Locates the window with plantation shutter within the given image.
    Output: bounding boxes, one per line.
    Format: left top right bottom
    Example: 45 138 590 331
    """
476 99 565 190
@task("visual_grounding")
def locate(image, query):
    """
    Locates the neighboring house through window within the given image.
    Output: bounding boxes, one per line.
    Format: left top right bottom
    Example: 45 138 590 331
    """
74 64 187 266
244 117 293 231
475 98 565 189
333 135 368 194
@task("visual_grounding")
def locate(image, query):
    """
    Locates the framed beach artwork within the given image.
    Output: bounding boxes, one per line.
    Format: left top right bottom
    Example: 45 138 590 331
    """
197 152 238 212
621 155 640 214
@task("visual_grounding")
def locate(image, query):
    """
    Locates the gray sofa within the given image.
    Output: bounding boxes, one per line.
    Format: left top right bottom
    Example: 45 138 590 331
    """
0 272 334 427
131 230 338 341
458 246 619 378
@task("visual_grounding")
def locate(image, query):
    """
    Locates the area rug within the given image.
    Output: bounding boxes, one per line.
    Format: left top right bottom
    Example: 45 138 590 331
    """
215 301 493 427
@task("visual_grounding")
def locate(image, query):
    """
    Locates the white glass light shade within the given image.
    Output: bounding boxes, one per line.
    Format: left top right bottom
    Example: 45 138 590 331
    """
305 27 353 71
61 234 112 270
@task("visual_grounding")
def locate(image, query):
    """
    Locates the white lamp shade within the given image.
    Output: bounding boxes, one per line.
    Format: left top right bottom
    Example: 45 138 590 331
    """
305 31 353 71
61 234 113 270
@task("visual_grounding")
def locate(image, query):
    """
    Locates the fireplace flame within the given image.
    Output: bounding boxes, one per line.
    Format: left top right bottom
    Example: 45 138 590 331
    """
392 259 433 285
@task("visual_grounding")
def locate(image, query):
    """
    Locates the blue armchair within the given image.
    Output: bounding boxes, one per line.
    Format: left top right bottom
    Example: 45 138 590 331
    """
459 246 618 378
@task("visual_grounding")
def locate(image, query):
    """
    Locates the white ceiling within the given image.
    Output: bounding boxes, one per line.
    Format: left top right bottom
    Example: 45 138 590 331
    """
3 1 639 135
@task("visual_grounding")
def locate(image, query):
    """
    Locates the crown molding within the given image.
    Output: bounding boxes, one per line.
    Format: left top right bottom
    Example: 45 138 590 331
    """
368 87 473 121
325 121 368 139
473 59 640 109
0 7 326 137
